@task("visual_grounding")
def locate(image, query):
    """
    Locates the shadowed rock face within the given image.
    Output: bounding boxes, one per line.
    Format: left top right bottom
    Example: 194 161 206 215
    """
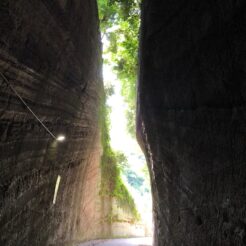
138 0 246 245
0 1 103 245
3 0 246 245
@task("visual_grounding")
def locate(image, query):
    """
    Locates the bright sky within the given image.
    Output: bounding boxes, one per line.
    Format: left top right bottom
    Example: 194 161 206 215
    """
100 6 146 173
103 64 144 172
102 37 152 230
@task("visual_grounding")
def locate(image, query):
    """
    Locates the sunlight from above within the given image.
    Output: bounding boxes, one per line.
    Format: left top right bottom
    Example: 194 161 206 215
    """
104 65 142 159
103 62 152 232
100 2 152 231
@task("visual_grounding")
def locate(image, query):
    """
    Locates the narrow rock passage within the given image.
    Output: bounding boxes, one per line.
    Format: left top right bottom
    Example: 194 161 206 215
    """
79 237 152 246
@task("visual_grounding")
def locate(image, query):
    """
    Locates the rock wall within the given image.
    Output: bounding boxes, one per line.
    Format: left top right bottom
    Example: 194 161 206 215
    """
110 199 146 238
138 1 246 245
0 1 103 245
100 197 145 238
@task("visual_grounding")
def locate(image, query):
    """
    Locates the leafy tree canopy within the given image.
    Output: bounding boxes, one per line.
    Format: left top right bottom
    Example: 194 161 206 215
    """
98 0 140 137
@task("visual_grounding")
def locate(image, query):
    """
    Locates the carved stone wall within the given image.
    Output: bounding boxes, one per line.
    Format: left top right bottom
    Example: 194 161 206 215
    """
138 1 246 245
0 1 103 245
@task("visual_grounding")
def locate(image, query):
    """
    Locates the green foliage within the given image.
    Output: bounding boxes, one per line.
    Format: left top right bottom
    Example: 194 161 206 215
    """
99 92 140 221
98 0 140 137
98 0 143 222
114 151 130 171
125 169 144 190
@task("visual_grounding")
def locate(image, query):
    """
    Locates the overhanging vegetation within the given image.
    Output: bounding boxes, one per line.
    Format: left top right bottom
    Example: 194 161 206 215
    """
98 0 140 137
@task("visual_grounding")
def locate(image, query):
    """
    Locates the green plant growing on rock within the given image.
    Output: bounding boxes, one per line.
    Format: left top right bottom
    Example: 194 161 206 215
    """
99 90 140 222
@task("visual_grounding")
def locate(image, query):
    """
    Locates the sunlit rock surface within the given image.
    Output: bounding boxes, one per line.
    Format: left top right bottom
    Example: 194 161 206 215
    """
138 1 246 245
0 1 103 245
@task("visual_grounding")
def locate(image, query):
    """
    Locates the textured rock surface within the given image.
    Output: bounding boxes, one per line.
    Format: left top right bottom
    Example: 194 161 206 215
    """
138 1 246 245
0 1 103 245
100 197 146 238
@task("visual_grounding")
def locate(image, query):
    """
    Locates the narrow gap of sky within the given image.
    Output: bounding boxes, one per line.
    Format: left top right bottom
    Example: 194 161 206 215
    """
102 37 152 228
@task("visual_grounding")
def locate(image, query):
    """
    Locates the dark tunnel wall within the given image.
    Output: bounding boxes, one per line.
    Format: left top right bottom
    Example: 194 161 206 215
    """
138 0 246 245
0 0 103 245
